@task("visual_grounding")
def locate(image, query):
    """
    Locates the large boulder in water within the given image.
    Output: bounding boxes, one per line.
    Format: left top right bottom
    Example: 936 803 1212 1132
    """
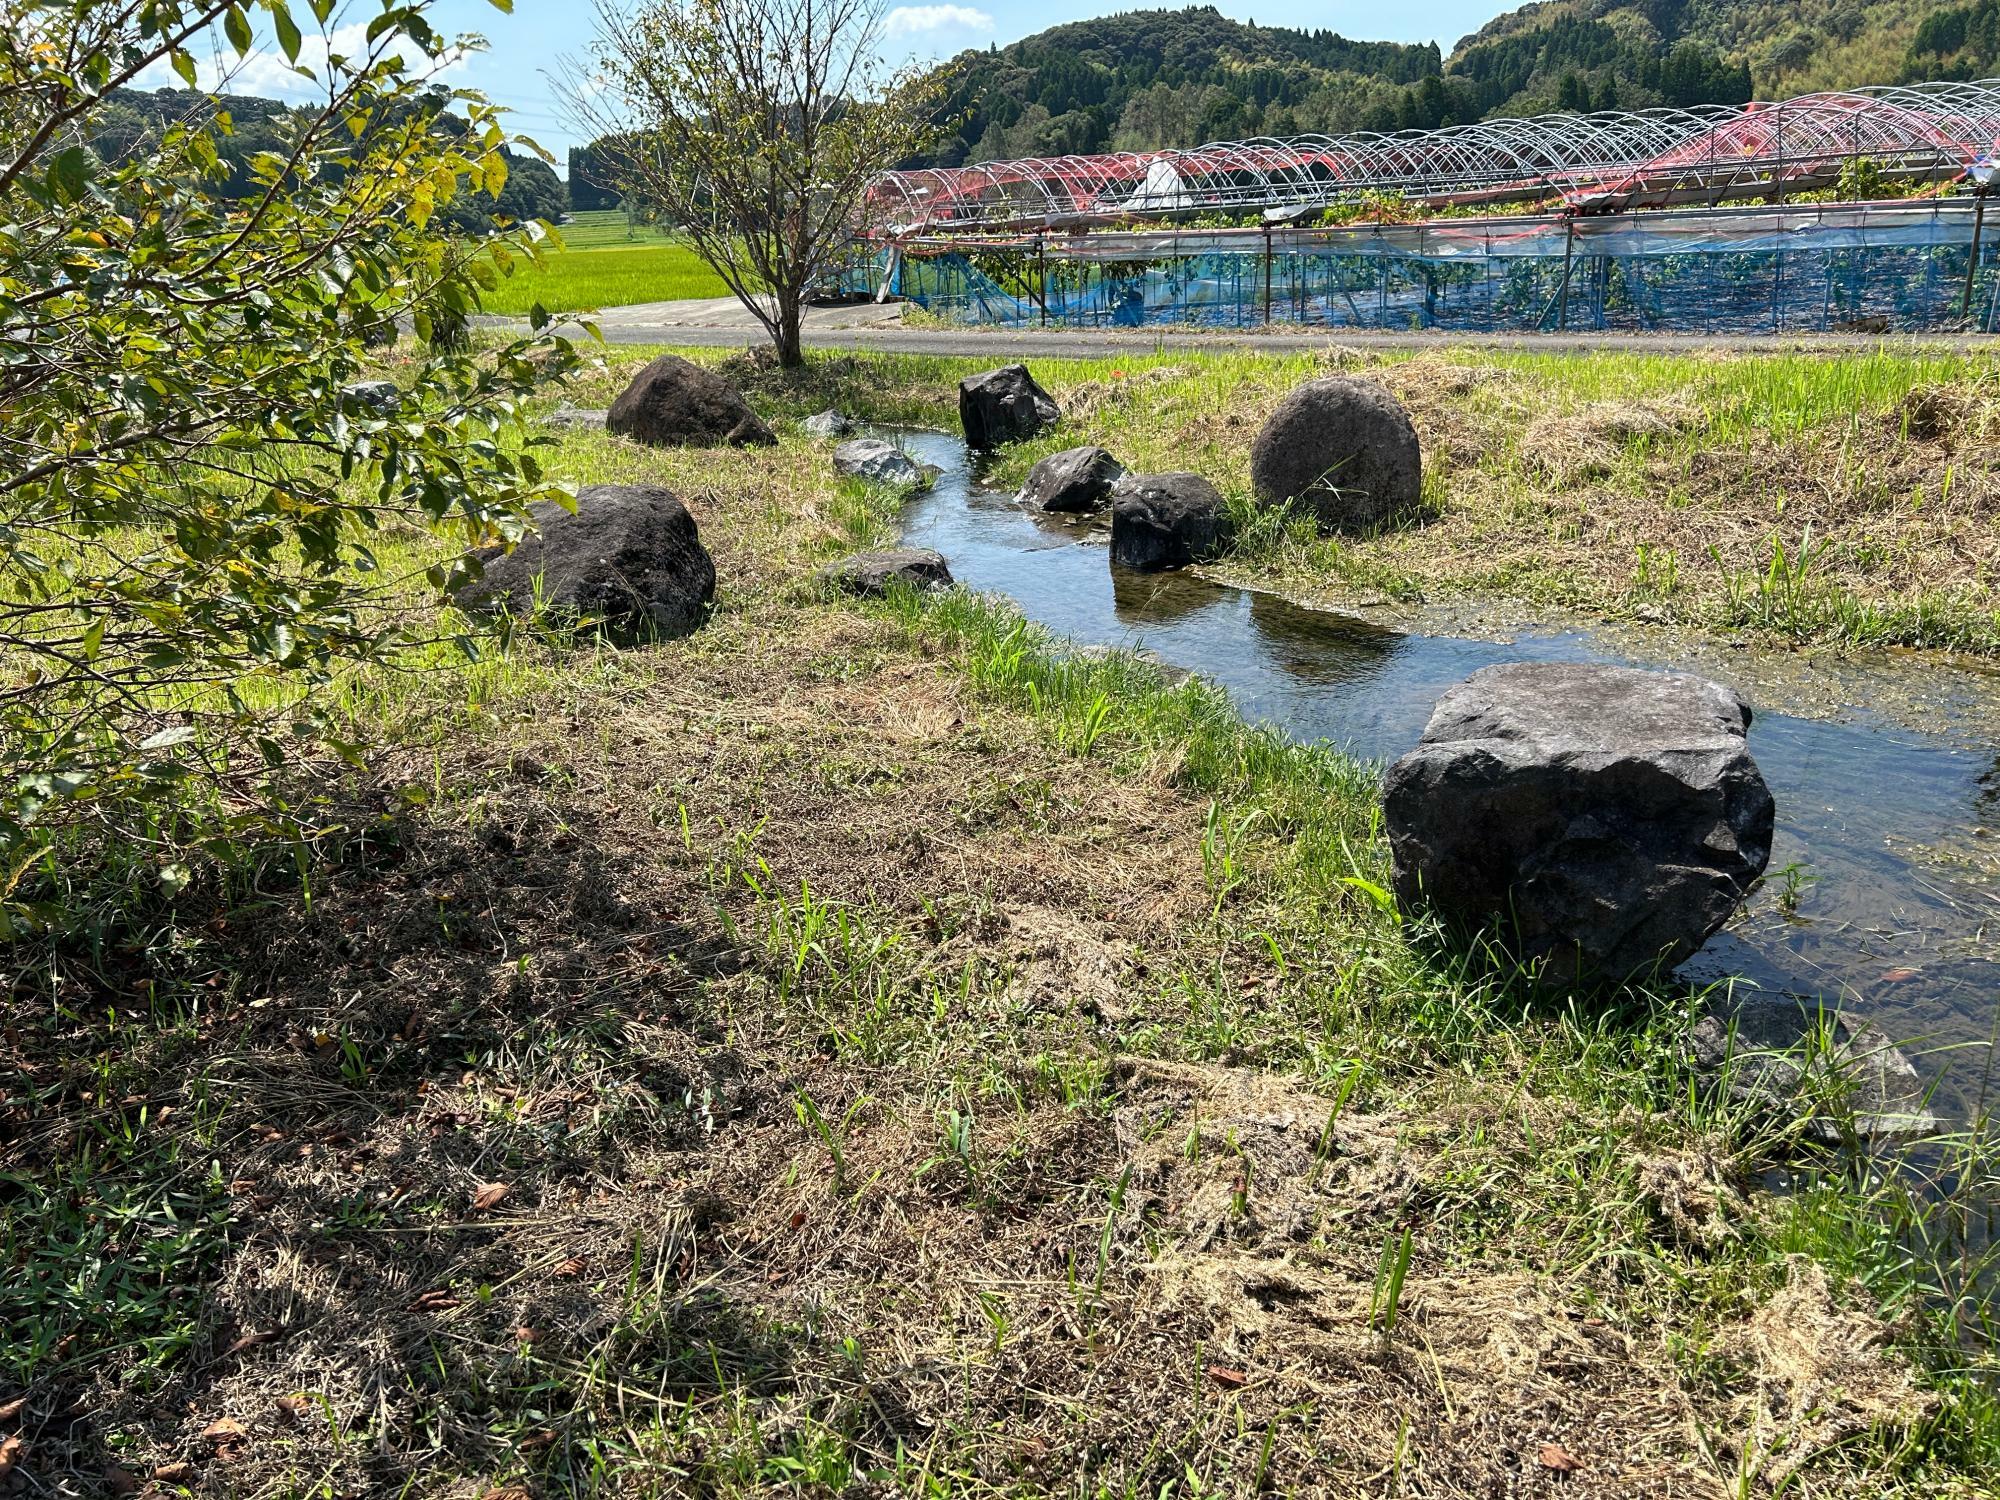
959 364 1059 449
1250 376 1422 531
1109 472 1234 571
607 355 775 448
1020 445 1124 512
455 484 715 645
1382 663 1774 984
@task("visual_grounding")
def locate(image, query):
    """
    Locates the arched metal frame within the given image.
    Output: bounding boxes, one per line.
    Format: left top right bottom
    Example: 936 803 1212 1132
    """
866 81 2000 232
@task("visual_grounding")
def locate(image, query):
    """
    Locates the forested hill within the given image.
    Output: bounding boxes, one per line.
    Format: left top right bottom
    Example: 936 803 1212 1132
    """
89 87 569 229
929 8 1442 166
922 1 1997 168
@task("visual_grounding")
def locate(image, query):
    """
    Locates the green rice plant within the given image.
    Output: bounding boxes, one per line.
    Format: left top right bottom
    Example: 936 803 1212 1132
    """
793 1089 868 1194
1370 1227 1415 1347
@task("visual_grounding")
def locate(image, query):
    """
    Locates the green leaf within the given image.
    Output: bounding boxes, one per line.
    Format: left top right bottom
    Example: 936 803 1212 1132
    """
271 4 303 62
224 5 253 55
47 148 95 204
171 49 199 88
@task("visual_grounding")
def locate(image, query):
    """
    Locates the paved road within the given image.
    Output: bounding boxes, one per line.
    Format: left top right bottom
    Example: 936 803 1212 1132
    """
490 295 1994 358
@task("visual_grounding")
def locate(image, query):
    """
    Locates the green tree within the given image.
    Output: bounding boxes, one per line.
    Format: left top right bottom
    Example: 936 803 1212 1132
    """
0 0 583 927
580 0 950 366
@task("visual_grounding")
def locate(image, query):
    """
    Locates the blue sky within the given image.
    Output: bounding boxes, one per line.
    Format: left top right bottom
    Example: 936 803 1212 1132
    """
145 1 1513 166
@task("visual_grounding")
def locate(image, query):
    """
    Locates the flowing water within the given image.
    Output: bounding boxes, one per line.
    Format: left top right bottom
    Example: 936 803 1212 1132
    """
892 429 2000 1119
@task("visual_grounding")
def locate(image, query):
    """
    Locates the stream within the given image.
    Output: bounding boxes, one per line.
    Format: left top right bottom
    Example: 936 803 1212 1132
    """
892 428 2000 1121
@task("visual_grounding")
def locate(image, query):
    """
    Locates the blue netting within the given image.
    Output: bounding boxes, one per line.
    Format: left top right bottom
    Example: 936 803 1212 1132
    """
864 200 2000 334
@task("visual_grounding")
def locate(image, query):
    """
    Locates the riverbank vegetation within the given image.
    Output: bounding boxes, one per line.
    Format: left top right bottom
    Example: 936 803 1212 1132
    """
7 340 1999 1496
722 342 2000 655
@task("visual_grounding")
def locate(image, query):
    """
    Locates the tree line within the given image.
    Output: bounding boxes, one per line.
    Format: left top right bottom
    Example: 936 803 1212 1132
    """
88 85 571 230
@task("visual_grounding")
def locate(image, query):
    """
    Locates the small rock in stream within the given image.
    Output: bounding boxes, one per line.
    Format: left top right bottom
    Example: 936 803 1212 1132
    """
820 548 953 598
1685 1006 1941 1142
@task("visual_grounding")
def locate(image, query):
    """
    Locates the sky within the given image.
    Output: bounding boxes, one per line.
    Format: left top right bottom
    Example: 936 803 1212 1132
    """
140 0 1514 168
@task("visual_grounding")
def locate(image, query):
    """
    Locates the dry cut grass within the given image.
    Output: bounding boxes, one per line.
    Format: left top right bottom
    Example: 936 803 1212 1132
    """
3 361 1992 1499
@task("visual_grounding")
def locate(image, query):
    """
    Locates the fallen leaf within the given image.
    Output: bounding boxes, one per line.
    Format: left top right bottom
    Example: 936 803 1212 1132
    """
275 1395 309 1424
410 1290 458 1313
1538 1442 1582 1473
104 1463 141 1495
201 1417 246 1443
472 1182 509 1212
0 1396 23 1421
482 1488 533 1500
153 1461 195 1483
1204 1364 1247 1388
514 1326 539 1344
0 1434 23 1478
1882 966 1919 983
553 1256 587 1278
788 1210 807 1230
223 1327 282 1357
520 1428 557 1450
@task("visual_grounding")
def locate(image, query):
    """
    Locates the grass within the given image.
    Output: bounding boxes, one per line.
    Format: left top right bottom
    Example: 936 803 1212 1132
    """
696 343 2000 655
478 210 732 316
2 343 1998 1496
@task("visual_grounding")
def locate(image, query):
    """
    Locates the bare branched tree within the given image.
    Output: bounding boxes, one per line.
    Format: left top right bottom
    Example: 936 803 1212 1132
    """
575 0 949 367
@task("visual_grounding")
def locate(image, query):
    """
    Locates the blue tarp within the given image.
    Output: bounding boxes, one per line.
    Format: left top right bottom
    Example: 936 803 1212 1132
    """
864 199 2000 333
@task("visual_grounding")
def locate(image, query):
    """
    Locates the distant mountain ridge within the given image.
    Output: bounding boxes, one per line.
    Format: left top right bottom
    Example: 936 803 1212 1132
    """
921 1 1997 168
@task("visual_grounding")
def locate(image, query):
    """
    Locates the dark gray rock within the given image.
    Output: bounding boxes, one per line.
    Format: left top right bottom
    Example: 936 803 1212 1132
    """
454 484 714 645
1020 445 1124 512
959 364 1060 449
832 438 937 489
820 548 953 597
1109 472 1235 571
607 355 775 448
542 405 608 432
1686 1006 1941 1142
802 410 855 438
340 380 400 416
1383 663 1774 983
1250 376 1422 531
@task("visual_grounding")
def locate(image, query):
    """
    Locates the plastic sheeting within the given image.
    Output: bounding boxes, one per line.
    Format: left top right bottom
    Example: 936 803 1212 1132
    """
866 200 2000 334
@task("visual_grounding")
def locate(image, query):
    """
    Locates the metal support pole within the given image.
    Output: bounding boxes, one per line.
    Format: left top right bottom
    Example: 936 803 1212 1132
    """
1036 235 1048 328
1556 219 1577 330
1960 190 1988 325
1262 223 1273 325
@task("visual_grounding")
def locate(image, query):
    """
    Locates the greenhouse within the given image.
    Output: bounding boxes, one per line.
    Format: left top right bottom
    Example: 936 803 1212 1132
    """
858 82 2000 334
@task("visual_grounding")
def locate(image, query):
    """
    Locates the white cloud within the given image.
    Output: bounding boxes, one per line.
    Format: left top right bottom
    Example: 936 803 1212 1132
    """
132 21 473 101
884 5 994 38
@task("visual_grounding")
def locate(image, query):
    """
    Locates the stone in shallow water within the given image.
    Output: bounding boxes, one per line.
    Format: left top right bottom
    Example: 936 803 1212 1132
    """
802 410 855 437
959 364 1059 449
1020 445 1124 512
1108 472 1234 571
1686 1006 1941 1142
1383 662 1775 983
819 548 953 598
454 484 714 645
833 438 936 489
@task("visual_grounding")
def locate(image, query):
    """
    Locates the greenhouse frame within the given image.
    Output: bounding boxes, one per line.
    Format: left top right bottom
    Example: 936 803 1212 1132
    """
857 81 2000 334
